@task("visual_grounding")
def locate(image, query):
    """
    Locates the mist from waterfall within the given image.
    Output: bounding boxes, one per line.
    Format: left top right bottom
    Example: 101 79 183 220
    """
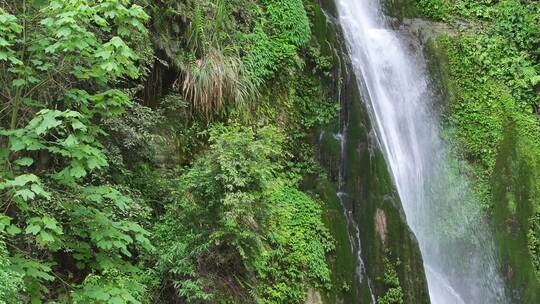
335 0 507 303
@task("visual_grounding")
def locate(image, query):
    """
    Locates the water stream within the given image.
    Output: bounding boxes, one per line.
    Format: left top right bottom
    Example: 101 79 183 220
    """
334 128 377 303
335 0 507 302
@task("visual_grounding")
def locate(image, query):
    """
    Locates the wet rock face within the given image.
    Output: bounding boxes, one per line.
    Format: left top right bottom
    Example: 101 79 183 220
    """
490 123 540 303
308 1 431 303
381 0 419 20
375 209 388 244
399 18 454 44
306 289 324 304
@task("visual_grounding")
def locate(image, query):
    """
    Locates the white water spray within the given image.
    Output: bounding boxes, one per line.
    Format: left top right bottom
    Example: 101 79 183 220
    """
335 0 507 302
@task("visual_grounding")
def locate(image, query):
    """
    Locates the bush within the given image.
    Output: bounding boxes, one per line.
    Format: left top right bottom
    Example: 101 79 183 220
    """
0 240 24 304
153 124 333 303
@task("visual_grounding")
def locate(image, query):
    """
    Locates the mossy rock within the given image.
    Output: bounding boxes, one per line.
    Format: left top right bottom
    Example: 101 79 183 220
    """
424 28 540 301
491 121 540 303
382 0 420 20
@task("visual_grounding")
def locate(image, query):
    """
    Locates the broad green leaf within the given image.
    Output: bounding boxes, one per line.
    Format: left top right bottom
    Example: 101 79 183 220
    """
30 183 51 199
15 157 34 166
94 15 109 27
109 37 124 48
42 216 62 234
12 79 25 87
38 231 55 243
56 26 72 37
25 224 41 235
71 119 86 131
109 296 124 304
34 111 62 135
6 224 21 236
0 215 11 231
95 50 112 59
62 134 79 147
531 75 540 86
10 137 26 152
8 174 39 187
15 189 35 201
0 51 9 60
8 56 23 65
88 288 110 301
101 61 117 72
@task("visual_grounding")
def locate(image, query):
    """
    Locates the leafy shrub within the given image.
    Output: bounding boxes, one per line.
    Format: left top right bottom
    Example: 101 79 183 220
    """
102 103 163 167
0 1 153 302
0 239 24 304
417 0 450 20
241 25 300 87
261 0 310 47
154 124 333 303
254 186 333 303
72 268 148 304
377 255 403 304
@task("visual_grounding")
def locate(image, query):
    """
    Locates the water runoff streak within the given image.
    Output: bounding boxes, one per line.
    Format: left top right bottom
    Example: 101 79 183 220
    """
335 0 507 303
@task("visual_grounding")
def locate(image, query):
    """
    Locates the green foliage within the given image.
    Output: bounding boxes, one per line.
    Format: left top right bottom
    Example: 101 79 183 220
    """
72 268 148 304
529 210 540 279
377 255 403 304
0 0 347 303
154 125 333 303
418 0 540 292
0 239 24 304
247 0 312 78
147 0 261 116
241 25 300 87
261 0 310 47
417 0 449 19
0 1 153 302
255 186 333 303
424 6 540 206
241 0 311 88
102 102 162 167
294 76 340 130
154 93 207 165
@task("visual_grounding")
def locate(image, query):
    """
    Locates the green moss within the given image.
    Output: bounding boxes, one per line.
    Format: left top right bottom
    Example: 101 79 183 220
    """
529 211 540 280
314 180 360 304
382 0 420 20
424 37 452 116
492 121 540 302
420 1 540 297
257 186 335 303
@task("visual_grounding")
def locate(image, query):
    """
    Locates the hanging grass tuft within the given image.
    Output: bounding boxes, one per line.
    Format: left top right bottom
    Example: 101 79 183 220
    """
179 48 257 117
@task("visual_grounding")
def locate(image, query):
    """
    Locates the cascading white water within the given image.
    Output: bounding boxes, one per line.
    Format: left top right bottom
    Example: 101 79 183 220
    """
335 0 507 303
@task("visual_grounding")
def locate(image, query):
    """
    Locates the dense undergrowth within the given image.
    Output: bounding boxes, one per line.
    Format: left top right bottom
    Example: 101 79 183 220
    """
414 0 540 297
0 0 341 303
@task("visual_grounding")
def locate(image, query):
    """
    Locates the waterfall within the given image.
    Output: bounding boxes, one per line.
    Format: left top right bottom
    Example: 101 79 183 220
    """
334 0 507 303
